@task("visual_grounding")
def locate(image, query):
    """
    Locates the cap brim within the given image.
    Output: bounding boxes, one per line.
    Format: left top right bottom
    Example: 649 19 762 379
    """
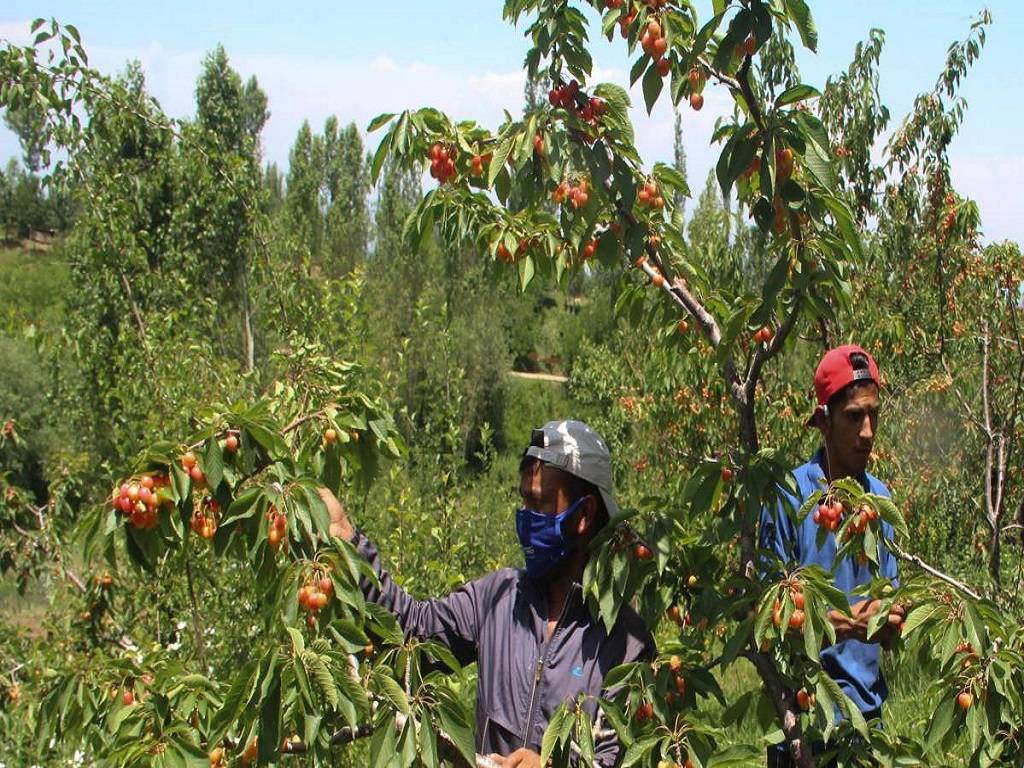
600 488 624 524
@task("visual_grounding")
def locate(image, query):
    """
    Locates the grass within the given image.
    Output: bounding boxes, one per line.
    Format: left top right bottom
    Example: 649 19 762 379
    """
0 574 49 637
0 245 70 333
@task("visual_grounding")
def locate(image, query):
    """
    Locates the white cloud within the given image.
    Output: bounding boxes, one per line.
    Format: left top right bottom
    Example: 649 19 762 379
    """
950 153 1024 245
0 33 1019 243
370 56 397 72
0 20 32 45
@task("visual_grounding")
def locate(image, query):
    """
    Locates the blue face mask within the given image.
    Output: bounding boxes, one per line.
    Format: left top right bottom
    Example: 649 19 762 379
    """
516 496 586 579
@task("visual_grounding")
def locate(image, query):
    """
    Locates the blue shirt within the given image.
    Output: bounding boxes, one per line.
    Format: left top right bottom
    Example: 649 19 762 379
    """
758 449 898 717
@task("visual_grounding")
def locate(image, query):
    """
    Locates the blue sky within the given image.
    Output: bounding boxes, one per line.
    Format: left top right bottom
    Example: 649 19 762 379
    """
2 2 1021 242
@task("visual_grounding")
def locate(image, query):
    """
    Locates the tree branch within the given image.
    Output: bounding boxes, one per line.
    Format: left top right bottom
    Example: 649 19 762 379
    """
888 539 982 601
745 293 804 400
117 270 148 343
744 650 815 768
184 550 207 668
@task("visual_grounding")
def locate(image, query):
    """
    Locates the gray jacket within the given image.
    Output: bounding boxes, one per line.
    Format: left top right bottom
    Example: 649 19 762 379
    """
352 529 655 765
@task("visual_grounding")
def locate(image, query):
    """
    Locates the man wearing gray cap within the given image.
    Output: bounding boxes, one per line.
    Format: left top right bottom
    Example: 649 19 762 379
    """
319 420 654 767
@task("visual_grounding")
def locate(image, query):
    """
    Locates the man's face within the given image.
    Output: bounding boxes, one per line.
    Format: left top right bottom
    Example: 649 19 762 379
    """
820 383 881 478
519 459 576 517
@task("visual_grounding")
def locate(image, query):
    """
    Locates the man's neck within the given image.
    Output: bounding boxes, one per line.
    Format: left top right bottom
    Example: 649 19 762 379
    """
543 551 586 624
819 447 856 484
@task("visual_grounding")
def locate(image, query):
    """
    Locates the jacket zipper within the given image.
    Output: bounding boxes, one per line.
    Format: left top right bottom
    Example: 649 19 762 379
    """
521 587 575 750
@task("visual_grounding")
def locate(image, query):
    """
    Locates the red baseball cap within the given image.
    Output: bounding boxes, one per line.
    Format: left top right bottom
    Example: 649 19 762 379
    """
807 344 880 425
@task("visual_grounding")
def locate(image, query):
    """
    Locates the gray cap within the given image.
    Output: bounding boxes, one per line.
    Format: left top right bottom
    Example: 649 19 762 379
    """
523 420 621 523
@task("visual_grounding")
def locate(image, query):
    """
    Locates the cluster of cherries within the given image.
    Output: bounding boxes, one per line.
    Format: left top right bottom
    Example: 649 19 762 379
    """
812 497 844 532
469 151 492 177
548 80 608 125
181 451 207 486
941 193 957 231
209 739 257 767
637 179 665 209
843 503 880 539
776 147 795 183
112 473 170 529
795 687 817 711
656 760 694 768
771 583 806 631
297 568 334 627
666 654 687 706
267 506 288 552
687 70 705 111
752 325 775 344
552 177 590 209
190 498 221 540
496 242 514 263
579 237 599 262
640 20 670 77
427 143 458 184
813 499 879 536
615 5 637 38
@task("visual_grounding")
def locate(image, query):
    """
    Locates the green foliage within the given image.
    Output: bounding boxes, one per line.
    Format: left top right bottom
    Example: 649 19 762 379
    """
1 6 1023 768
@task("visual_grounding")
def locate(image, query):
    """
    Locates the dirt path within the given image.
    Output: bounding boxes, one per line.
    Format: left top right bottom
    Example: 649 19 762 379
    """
508 370 568 384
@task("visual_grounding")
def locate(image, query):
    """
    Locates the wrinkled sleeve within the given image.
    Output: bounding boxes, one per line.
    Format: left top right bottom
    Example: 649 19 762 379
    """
593 627 657 767
351 528 485 666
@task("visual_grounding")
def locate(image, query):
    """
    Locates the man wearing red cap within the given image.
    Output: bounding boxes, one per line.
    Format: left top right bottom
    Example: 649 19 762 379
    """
759 345 906 767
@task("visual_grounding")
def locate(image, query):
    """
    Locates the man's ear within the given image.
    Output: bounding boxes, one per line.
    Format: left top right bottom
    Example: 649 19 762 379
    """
813 404 831 434
575 495 598 537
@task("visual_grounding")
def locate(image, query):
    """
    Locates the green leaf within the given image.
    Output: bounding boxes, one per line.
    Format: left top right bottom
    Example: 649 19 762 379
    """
802 137 836 192
306 652 340 709
540 702 569 765
924 693 955 754
783 0 818 52
367 112 396 133
220 486 261 527
708 744 763 767
641 63 664 115
256 666 281 764
653 162 690 197
201 438 224 492
622 733 662 766
372 670 410 715
436 696 475 766
371 128 395 185
775 84 820 107
283 627 304 659
369 712 398 766
419 715 438 765
489 133 516 186
518 255 536 291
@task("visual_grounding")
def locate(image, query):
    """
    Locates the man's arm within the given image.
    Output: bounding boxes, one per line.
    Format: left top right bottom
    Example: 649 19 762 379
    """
828 598 904 648
320 488 483 665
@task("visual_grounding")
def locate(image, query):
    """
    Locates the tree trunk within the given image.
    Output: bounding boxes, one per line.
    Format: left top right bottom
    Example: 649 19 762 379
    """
239 258 254 373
